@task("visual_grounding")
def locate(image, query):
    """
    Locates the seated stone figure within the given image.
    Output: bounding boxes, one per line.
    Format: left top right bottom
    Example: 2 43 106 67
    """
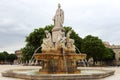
65 30 75 53
41 30 53 52
58 30 66 48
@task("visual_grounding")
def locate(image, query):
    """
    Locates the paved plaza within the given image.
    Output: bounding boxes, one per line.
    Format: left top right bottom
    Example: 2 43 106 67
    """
0 65 120 80
0 65 40 80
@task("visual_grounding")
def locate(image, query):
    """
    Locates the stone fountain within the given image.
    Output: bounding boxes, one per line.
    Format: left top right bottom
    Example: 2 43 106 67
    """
2 4 115 80
34 3 86 74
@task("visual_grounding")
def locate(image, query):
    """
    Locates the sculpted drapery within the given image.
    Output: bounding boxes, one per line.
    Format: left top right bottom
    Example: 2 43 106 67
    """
53 3 64 28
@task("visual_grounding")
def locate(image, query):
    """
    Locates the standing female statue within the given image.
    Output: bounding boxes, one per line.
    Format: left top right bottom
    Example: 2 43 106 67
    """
53 3 64 28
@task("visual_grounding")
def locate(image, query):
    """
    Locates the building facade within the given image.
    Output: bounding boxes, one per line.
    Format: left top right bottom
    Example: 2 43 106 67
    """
103 42 120 62
15 50 22 64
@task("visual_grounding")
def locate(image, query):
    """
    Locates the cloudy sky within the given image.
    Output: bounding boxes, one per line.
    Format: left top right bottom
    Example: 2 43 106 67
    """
0 0 120 53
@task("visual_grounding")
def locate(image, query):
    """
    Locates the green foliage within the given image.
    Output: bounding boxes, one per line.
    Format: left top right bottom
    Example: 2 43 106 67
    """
0 51 17 63
44 25 54 33
21 46 34 62
64 26 72 34
103 48 115 61
81 35 115 65
26 28 44 49
7 54 17 62
0 51 9 61
0 53 5 61
81 35 106 61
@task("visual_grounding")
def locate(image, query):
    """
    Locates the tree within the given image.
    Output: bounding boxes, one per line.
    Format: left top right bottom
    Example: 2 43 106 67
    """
0 52 5 62
21 46 34 63
103 48 115 61
7 54 17 64
81 35 106 65
3 51 9 63
0 51 17 64
0 51 9 63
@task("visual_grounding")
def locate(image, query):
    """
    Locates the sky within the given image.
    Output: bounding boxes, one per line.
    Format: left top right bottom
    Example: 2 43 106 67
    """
0 0 120 53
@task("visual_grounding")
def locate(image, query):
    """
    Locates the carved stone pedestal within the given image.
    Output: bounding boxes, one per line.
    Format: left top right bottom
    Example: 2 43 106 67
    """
34 50 86 74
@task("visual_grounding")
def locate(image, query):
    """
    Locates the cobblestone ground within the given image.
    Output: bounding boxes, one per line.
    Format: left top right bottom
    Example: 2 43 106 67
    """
0 65 120 80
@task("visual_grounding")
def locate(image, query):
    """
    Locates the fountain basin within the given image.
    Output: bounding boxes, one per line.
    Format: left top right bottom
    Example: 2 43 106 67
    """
2 68 115 80
34 53 86 74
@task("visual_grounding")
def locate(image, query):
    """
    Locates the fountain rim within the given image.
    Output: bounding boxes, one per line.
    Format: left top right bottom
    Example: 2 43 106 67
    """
2 68 115 80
